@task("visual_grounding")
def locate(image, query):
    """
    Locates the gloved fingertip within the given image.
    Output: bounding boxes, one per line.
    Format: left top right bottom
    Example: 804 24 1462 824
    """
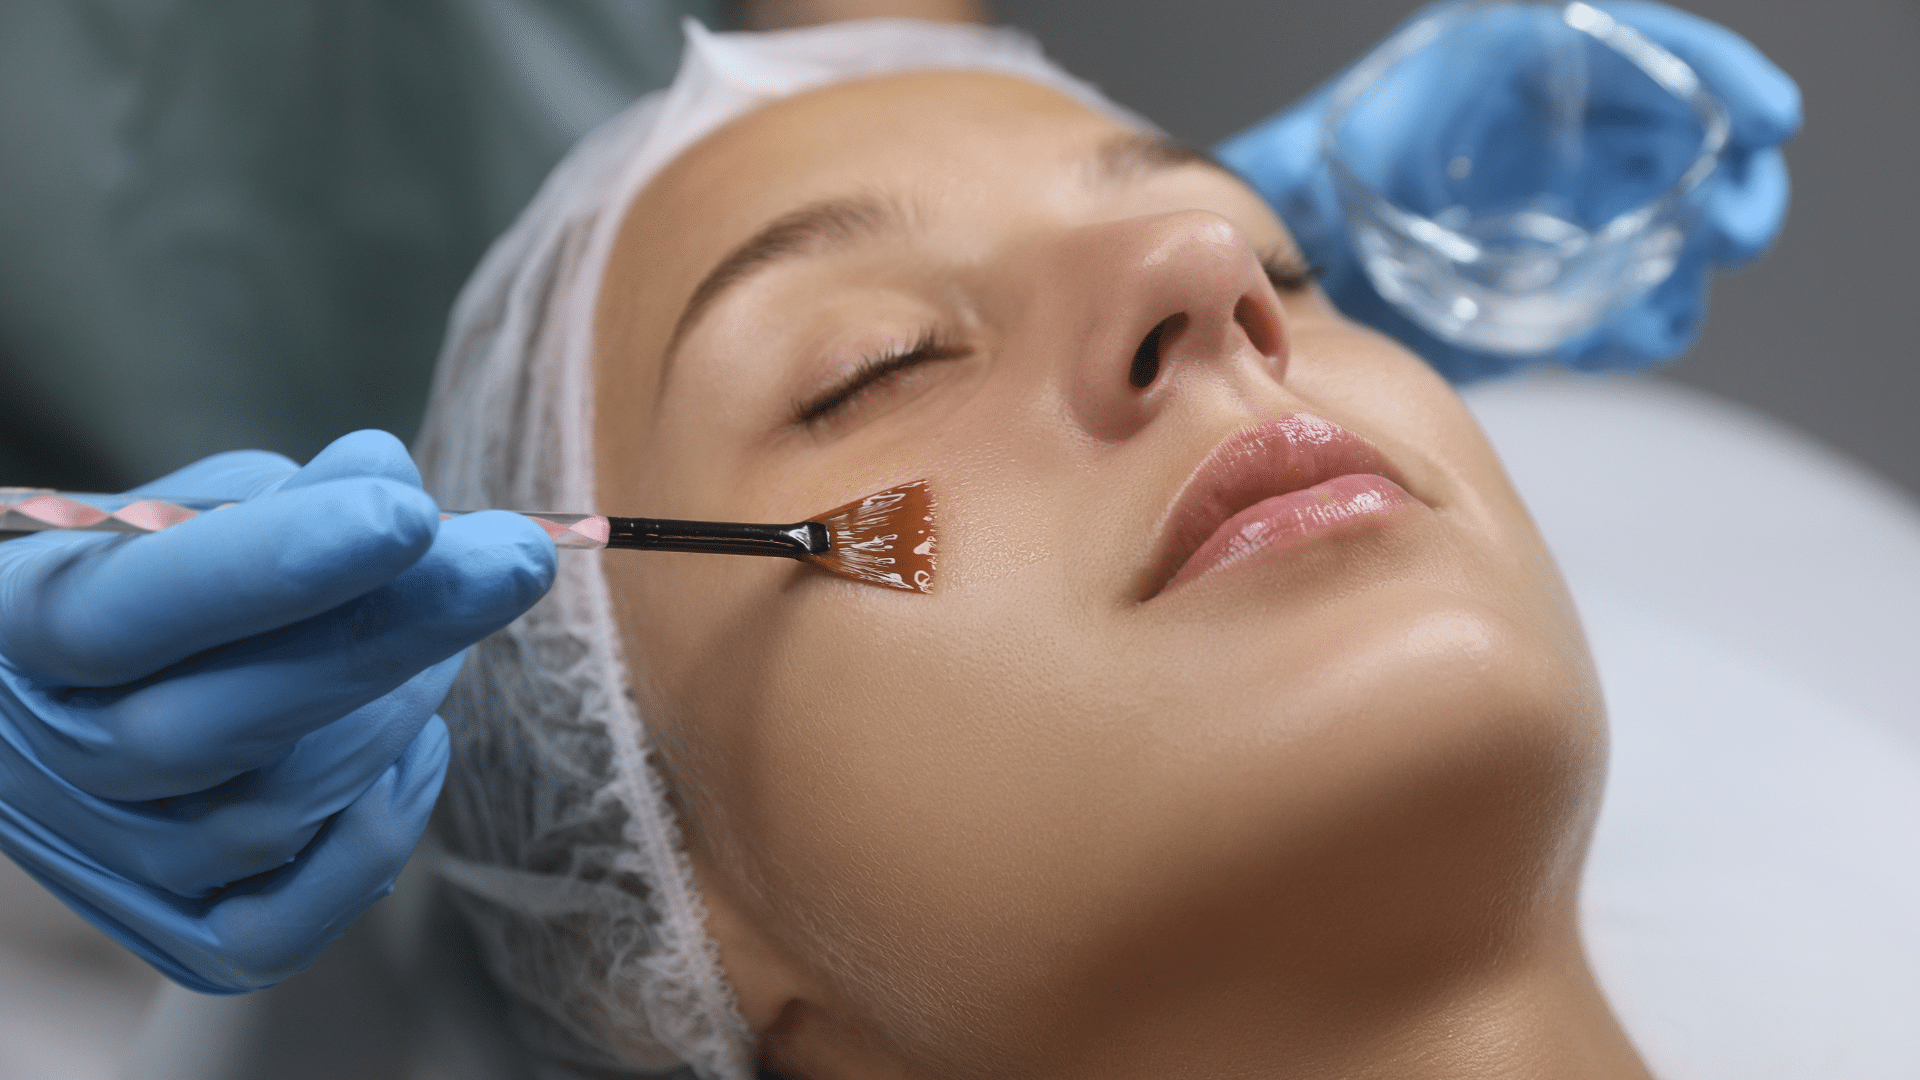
396 716 452 799
1599 1 1801 147
1740 69 1803 147
205 748 440 987
410 711 451 758
443 509 561 607
278 430 424 493
330 475 441 542
1705 147 1791 266
268 477 442 584
350 732 446 861
345 510 554 662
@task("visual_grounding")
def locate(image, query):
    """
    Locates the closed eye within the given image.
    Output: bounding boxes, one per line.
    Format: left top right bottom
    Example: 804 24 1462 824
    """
792 330 969 425
1261 251 1320 293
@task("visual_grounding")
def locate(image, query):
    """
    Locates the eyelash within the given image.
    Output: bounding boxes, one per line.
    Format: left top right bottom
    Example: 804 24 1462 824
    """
791 256 1313 426
792 329 968 425
1262 252 1320 293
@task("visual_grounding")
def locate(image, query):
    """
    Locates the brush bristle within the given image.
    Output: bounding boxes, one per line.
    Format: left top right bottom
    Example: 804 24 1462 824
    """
806 480 936 593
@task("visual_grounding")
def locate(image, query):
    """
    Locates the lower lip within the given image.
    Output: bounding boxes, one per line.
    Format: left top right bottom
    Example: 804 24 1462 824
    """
1161 473 1418 594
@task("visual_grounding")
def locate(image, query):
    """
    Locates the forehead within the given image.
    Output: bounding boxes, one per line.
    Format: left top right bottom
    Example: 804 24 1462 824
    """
648 70 1132 239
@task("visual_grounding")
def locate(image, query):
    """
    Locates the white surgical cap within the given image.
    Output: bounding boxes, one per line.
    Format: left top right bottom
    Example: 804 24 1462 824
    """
412 19 1150 1079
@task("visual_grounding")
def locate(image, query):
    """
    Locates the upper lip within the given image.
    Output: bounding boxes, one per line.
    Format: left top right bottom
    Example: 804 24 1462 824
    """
1144 413 1412 598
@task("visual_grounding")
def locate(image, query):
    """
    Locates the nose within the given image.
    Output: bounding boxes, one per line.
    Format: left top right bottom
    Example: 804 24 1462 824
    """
1030 211 1289 444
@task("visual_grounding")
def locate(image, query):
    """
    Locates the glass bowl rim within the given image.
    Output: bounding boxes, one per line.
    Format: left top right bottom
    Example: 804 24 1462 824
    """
1320 0 1733 251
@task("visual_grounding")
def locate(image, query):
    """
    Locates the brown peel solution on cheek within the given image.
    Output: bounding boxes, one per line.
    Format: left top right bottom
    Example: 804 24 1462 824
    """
805 480 937 593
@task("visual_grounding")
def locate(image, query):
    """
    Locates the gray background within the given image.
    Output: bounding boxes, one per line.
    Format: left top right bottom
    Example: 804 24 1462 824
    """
997 0 1920 499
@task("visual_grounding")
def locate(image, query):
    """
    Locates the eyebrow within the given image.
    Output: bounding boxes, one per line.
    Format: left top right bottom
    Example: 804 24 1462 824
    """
662 195 904 369
1089 132 1237 185
657 134 1247 386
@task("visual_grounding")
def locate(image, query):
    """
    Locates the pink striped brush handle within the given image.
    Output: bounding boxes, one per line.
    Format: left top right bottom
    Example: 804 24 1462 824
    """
0 488 612 549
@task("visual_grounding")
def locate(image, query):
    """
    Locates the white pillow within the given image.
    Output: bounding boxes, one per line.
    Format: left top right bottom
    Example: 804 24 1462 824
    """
1468 371 1920 1080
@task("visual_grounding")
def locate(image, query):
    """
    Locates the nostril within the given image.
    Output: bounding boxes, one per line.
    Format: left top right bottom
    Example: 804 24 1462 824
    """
1130 314 1187 389
1233 295 1283 361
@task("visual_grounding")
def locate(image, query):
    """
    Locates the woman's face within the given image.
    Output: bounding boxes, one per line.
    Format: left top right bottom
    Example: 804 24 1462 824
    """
595 73 1606 1074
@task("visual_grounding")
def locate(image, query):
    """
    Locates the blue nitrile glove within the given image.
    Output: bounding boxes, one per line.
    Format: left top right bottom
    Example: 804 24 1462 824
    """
1216 0 1801 383
0 430 554 993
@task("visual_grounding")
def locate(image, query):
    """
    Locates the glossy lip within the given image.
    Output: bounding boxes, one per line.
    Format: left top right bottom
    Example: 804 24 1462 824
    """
1146 414 1421 598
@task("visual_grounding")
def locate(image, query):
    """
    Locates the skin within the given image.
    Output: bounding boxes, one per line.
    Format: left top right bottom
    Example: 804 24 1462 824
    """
593 72 1646 1080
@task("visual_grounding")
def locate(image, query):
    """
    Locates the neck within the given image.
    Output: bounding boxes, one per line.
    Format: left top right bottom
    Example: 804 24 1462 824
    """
761 901 1651 1080
1053 905 1650 1080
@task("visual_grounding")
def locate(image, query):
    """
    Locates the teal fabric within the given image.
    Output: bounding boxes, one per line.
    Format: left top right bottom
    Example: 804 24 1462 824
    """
0 0 718 490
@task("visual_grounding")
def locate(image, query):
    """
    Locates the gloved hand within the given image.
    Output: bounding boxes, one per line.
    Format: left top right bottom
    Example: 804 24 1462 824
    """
1216 0 1801 383
0 430 554 993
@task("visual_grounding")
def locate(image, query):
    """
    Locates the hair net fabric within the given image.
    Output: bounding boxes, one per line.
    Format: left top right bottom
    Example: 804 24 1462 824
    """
411 19 1151 1079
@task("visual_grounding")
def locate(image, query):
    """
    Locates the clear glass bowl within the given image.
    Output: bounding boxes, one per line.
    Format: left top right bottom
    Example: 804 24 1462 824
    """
1323 0 1730 356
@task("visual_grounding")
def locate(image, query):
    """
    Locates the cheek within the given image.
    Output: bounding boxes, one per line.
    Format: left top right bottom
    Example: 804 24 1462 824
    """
916 389 1075 590
604 544 808 845
664 580 1124 1043
620 405 766 516
608 368 1079 822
